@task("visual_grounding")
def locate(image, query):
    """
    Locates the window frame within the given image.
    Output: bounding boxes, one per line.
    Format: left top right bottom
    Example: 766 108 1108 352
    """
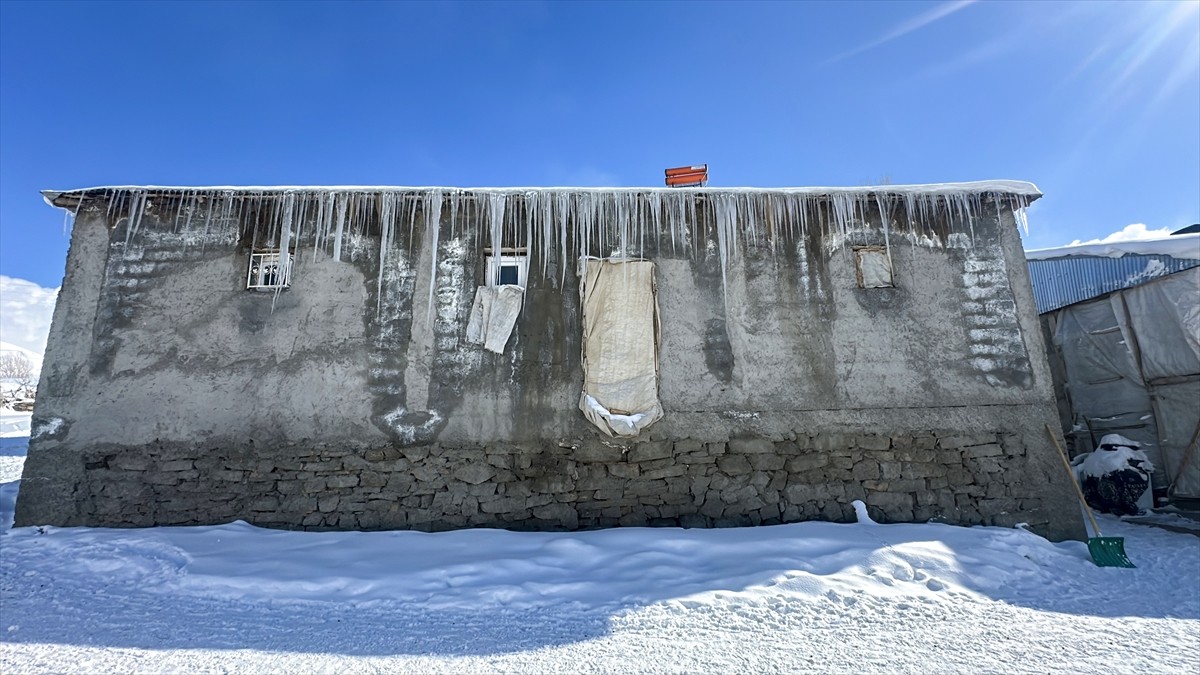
485 251 529 288
246 248 294 291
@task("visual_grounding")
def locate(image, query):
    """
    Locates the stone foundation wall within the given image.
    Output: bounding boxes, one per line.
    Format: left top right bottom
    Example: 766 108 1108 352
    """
70 430 1047 532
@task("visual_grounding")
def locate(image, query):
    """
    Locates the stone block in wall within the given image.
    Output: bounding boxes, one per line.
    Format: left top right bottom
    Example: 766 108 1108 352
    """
721 484 758 505
760 503 781 522
485 453 514 470
977 497 1019 517
964 444 1003 459
530 474 574 493
326 475 359 489
479 496 528 514
946 467 973 485
629 441 673 463
360 472 388 488
829 456 855 471
576 473 626 492
678 451 717 464
865 491 914 517
895 448 938 463
642 465 686 480
901 462 946 479
674 440 704 455
717 455 752 475
856 435 892 451
819 502 843 522
453 463 496 485
532 503 578 529
699 498 725 518
749 454 785 471
411 465 440 482
661 492 691 506
786 454 828 472
879 461 902 480
628 479 668 497
619 512 649 526
608 463 640 478
665 476 688 494
812 434 854 453
938 434 997 450
969 457 1004 474
159 459 194 472
851 459 880 481
341 455 374 471
402 446 431 462
575 442 627 463
783 482 818 503
728 438 774 454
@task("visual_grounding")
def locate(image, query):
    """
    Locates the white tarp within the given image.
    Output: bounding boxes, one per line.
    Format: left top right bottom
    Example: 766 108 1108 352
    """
1123 269 1200 381
1049 268 1200 497
578 259 662 437
466 285 524 354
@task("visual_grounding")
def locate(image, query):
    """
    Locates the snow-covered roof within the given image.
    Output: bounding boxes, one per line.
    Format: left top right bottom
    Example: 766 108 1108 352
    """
1025 233 1200 261
41 179 1042 209
1025 234 1200 314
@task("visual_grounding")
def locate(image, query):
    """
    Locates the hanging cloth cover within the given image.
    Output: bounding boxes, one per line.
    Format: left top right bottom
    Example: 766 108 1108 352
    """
466 285 524 354
578 259 662 437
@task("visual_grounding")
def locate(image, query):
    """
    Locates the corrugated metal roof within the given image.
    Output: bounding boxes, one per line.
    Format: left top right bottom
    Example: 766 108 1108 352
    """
1027 253 1200 314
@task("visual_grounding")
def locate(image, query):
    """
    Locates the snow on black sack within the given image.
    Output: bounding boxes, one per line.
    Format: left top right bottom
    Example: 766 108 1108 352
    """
1072 434 1154 517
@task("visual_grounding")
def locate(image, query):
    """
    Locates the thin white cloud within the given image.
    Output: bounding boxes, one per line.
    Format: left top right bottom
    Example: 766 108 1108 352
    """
825 0 977 65
1068 223 1173 246
0 276 59 369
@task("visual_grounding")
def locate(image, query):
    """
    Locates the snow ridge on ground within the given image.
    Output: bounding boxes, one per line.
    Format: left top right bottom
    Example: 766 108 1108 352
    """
1 428 1197 673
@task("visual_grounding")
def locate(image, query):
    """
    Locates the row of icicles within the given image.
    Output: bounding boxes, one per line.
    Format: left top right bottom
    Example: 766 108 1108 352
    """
84 187 1031 316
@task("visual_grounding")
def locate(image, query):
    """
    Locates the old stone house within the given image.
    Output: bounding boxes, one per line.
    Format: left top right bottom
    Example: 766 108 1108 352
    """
16 181 1085 540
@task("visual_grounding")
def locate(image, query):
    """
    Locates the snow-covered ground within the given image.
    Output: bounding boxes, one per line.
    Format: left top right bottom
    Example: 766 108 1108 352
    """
1 424 1197 674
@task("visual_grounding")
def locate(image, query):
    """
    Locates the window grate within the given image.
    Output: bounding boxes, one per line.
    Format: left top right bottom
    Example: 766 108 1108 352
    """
246 250 293 290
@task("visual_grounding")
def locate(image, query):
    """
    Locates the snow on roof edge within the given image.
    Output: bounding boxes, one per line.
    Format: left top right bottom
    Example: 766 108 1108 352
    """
42 180 1041 208
1025 233 1200 261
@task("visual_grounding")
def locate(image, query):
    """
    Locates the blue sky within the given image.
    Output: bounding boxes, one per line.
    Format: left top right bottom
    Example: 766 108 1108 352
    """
1 0 1197 288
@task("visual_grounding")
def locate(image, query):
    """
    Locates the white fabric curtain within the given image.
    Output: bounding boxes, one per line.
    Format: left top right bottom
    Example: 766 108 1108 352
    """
578 259 662 437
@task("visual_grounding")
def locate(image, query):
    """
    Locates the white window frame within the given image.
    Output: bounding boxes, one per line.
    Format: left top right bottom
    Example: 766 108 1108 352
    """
246 249 293 291
486 253 528 288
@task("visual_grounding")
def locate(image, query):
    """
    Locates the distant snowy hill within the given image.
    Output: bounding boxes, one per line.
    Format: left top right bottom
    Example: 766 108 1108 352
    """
0 275 57 374
0 341 42 374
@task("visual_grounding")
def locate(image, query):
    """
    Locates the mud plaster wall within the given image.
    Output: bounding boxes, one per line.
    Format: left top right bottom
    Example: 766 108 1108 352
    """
16 193 1084 540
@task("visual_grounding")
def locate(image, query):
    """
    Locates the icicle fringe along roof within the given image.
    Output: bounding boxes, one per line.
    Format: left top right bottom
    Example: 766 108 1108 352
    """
42 180 1041 210
40 180 1040 321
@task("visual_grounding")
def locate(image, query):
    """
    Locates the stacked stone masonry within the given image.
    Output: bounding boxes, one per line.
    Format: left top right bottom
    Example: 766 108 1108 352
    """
77 431 1043 532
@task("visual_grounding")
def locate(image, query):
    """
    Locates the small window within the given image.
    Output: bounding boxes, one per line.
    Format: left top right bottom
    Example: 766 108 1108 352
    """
854 247 893 288
486 253 528 288
246 249 293 290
